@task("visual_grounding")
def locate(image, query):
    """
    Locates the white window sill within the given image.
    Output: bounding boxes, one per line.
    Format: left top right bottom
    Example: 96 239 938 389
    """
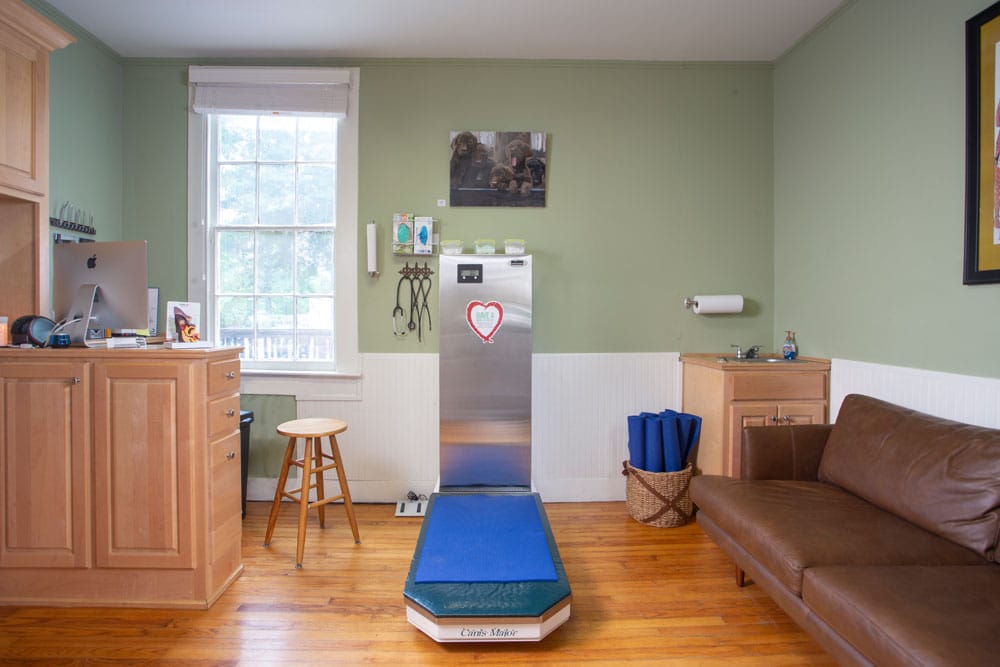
239 368 362 400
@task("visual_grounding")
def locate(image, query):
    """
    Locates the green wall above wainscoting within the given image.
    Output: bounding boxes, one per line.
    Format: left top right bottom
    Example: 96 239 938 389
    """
114 59 775 355
774 0 1000 378
357 62 774 353
40 0 1000 376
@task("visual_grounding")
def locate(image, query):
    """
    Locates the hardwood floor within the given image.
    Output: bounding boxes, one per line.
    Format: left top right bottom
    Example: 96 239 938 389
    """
0 501 835 666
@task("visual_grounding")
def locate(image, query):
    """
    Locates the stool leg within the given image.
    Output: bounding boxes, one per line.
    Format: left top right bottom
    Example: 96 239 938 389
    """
263 437 296 547
313 436 327 528
295 437 315 568
329 434 361 544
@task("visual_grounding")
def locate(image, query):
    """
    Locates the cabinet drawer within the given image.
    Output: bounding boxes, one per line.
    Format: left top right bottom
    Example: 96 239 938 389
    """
729 372 827 401
208 358 240 396
209 394 241 439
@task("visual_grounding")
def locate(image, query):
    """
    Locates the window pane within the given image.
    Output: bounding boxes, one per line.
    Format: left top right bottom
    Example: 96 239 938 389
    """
256 231 293 293
218 295 254 354
259 116 295 162
297 165 336 225
218 231 254 293
219 164 256 225
218 116 256 161
257 296 294 359
298 117 336 161
218 296 253 329
296 231 334 294
258 164 294 225
297 297 333 360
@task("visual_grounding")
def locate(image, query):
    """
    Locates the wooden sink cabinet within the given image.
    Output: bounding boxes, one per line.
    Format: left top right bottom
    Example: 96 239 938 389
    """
681 353 830 478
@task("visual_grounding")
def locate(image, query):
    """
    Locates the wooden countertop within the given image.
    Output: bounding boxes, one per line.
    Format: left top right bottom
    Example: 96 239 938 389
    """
0 345 241 360
680 352 830 371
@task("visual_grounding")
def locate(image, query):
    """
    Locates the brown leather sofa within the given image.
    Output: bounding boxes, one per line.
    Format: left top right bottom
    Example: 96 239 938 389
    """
690 394 1000 666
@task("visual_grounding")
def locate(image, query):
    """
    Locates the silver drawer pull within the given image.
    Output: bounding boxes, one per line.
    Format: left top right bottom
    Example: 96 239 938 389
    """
70 377 81 384
225 371 236 379
226 451 236 461
226 409 236 417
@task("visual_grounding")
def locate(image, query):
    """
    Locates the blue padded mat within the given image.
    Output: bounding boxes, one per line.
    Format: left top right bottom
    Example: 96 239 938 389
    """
413 494 558 584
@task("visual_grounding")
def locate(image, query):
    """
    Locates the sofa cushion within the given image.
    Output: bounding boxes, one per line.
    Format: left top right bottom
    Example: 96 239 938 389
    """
819 394 1000 561
690 475 986 595
803 565 1000 667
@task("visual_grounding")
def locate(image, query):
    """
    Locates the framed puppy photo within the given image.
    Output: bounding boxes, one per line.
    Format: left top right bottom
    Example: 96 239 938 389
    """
449 130 547 207
965 0 1000 283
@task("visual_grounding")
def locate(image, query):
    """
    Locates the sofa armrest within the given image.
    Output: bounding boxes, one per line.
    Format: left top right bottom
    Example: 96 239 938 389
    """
741 424 834 480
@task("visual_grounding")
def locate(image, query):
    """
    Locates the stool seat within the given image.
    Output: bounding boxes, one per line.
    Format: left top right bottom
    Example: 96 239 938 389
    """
264 417 360 567
277 417 347 439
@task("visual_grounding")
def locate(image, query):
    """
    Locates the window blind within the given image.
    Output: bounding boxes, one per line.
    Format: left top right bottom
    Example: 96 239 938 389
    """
189 66 350 117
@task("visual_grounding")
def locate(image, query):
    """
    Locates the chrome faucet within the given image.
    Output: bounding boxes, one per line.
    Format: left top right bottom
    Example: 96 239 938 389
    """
730 344 744 359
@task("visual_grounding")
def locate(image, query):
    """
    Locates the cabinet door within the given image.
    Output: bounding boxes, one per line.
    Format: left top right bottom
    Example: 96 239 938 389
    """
0 361 89 567
93 361 197 569
728 402 778 477
776 402 826 426
0 21 48 195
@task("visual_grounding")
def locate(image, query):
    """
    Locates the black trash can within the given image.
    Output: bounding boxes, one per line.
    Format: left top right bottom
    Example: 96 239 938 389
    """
239 410 254 518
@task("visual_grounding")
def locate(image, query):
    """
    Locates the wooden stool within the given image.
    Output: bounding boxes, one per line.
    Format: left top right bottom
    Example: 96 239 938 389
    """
263 417 360 567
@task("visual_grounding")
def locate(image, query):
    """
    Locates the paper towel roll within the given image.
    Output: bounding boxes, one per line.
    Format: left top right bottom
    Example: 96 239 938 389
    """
366 222 378 276
692 294 743 314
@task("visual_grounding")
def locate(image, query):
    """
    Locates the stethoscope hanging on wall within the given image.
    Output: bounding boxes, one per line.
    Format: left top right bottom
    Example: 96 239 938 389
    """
392 262 434 341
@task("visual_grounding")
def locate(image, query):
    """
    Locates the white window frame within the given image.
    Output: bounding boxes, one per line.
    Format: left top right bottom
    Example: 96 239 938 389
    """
187 67 361 396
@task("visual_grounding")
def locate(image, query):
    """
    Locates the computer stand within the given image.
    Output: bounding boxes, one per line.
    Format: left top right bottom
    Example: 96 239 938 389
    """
62 283 103 347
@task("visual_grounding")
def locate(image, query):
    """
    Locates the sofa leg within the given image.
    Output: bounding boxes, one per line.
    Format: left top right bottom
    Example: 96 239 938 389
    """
735 564 746 587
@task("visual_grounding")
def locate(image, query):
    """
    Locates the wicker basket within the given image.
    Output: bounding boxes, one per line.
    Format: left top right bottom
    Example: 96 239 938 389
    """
622 460 693 528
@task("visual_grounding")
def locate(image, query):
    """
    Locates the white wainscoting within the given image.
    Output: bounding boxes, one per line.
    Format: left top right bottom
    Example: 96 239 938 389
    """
831 358 1000 428
250 352 681 503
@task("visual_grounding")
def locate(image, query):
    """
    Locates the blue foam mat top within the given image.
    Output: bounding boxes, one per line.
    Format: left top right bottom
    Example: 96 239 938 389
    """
413 494 558 584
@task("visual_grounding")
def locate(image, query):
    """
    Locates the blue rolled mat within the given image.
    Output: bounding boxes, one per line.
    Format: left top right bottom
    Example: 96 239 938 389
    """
676 413 702 464
658 410 684 473
627 414 646 469
413 494 558 584
643 412 665 473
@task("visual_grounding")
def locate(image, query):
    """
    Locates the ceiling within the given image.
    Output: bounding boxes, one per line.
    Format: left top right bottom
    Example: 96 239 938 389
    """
43 0 847 62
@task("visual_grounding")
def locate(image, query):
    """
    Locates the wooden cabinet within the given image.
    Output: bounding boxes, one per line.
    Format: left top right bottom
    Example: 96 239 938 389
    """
0 0 73 318
681 354 830 478
0 359 89 568
0 347 243 608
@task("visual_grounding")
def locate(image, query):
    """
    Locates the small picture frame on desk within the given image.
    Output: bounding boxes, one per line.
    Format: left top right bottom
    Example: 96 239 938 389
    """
164 300 212 349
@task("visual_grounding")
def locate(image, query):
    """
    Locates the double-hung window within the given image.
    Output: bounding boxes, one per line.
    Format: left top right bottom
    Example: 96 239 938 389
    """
187 67 359 379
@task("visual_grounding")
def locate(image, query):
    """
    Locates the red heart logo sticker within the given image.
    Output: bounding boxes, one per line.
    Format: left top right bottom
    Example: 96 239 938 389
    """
466 301 504 343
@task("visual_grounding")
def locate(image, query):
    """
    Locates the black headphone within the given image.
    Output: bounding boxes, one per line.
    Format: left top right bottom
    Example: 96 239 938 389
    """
10 315 56 346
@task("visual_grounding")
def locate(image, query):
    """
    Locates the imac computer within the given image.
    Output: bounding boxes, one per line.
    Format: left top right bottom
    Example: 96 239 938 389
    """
52 240 149 347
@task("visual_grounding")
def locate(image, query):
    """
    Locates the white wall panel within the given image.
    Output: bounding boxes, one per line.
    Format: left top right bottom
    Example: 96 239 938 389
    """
252 352 681 503
831 359 1000 428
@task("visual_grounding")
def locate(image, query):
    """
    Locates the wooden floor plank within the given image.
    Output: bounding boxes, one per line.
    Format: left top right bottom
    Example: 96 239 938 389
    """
0 501 835 665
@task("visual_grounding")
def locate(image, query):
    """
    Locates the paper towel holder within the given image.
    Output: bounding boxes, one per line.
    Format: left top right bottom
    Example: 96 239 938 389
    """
683 294 745 314
366 221 380 279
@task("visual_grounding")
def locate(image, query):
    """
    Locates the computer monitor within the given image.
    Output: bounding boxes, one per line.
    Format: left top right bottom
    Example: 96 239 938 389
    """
52 240 149 346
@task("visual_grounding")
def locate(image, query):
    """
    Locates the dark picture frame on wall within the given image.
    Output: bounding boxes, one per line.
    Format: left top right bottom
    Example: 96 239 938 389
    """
965 0 1000 284
449 131 547 207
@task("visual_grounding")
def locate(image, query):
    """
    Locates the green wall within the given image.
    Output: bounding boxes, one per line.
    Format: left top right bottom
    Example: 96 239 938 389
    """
358 62 774 353
33 0 778 356
42 0 1000 376
31 1 124 242
774 0 1000 378
114 59 775 354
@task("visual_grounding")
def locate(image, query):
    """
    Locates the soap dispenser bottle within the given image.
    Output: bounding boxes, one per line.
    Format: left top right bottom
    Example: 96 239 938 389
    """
782 331 798 360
